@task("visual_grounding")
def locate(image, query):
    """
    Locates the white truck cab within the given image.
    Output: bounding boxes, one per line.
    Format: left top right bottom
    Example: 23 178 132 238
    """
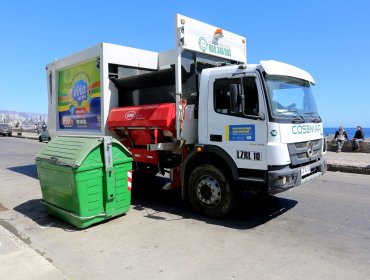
197 61 325 199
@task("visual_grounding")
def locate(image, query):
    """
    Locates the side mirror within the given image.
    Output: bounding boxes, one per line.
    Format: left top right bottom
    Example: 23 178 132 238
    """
229 84 243 113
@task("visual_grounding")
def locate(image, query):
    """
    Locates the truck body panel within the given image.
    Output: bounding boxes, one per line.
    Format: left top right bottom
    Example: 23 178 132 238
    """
46 43 159 139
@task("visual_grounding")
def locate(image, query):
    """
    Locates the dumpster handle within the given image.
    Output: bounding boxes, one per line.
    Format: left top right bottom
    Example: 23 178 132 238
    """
41 200 108 220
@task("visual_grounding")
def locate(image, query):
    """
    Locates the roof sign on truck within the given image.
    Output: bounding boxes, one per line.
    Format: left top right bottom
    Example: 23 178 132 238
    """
176 14 247 64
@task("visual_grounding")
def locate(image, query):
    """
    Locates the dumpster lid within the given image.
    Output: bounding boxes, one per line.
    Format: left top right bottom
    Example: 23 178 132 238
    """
35 136 126 168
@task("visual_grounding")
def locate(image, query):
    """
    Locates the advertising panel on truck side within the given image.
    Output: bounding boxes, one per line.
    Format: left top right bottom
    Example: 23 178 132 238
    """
58 59 101 131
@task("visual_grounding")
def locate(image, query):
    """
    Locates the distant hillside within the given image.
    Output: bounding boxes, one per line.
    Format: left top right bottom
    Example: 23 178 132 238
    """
0 110 47 119
0 110 46 115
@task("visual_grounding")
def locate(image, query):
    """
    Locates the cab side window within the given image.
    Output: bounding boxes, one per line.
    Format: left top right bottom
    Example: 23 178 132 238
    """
214 76 259 117
243 76 259 116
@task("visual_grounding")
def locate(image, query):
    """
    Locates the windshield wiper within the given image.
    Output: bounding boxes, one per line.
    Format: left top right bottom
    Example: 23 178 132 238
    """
274 109 305 123
312 116 321 123
304 112 322 123
290 110 305 123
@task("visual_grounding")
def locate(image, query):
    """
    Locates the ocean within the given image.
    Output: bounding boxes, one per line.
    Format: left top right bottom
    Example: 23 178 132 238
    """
324 127 370 139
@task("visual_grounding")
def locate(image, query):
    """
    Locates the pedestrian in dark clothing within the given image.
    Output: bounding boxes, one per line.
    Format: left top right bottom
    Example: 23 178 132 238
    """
351 125 365 151
334 126 348 152
41 122 47 132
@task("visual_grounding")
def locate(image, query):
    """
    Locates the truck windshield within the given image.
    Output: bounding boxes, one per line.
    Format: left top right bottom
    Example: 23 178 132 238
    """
265 75 320 123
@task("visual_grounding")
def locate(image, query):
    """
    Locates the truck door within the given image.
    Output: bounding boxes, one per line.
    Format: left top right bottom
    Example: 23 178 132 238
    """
206 73 268 171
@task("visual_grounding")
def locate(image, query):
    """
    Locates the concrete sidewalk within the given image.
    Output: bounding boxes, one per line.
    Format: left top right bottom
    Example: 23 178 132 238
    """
0 225 67 280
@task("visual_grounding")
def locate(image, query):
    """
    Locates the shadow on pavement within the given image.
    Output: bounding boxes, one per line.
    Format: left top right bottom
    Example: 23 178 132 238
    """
13 199 77 231
7 164 38 180
13 176 298 231
131 176 298 230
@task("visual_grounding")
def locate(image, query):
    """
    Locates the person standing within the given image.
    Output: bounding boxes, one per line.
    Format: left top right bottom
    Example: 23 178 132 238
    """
334 126 348 152
351 125 365 151
41 122 47 132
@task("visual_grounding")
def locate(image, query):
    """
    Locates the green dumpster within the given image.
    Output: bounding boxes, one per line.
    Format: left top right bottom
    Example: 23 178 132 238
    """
35 136 133 228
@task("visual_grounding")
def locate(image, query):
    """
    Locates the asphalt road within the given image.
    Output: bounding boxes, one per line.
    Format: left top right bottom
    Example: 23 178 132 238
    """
1 137 370 280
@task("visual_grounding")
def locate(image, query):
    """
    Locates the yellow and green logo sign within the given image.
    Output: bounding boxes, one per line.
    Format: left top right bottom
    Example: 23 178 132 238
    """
198 37 232 57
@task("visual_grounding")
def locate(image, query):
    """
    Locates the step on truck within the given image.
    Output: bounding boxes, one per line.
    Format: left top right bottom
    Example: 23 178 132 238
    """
46 14 327 218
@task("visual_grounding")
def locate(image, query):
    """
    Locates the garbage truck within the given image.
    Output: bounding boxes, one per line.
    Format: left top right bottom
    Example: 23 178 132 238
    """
45 14 326 217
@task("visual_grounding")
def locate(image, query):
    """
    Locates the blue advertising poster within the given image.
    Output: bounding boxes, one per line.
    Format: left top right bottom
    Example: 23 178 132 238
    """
228 125 255 141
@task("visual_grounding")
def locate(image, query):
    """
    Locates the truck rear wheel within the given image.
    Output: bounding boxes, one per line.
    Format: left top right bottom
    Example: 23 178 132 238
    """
188 164 236 218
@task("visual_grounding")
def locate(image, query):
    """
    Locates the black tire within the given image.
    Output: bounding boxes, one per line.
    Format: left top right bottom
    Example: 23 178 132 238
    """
48 137 51 141
188 164 236 218
39 136 42 142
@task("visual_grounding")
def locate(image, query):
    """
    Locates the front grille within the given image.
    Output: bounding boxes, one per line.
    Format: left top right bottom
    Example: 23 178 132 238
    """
297 149 320 159
293 140 320 149
288 139 323 167
294 142 308 149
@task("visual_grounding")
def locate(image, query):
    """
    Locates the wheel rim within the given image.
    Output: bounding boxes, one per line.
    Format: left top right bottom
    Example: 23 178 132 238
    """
196 175 221 207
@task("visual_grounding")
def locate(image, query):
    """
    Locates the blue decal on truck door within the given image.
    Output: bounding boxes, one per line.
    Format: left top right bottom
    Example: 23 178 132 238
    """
228 125 255 141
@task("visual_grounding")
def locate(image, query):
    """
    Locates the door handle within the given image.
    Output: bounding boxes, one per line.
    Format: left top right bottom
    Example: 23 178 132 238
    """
210 134 222 142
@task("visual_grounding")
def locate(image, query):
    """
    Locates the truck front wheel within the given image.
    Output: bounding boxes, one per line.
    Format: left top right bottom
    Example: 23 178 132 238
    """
188 164 236 218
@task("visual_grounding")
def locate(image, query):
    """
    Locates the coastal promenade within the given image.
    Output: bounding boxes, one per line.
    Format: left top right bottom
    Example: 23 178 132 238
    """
325 150 370 175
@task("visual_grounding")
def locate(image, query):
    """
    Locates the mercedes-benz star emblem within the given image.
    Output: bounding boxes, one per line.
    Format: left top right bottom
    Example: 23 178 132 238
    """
306 141 314 158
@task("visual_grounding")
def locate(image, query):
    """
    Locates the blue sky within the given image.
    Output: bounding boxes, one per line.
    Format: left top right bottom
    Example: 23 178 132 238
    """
1 0 369 127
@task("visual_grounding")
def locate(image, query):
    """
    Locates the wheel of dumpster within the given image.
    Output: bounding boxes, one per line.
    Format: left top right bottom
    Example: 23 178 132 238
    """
188 164 236 218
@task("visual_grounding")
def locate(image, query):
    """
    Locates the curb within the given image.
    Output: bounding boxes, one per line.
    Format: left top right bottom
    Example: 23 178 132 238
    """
11 134 38 140
327 163 370 175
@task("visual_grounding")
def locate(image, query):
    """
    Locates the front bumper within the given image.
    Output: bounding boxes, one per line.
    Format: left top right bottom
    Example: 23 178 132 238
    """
267 157 327 195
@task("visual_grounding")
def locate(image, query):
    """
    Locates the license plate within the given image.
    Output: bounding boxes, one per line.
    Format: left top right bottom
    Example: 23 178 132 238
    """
301 165 311 176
